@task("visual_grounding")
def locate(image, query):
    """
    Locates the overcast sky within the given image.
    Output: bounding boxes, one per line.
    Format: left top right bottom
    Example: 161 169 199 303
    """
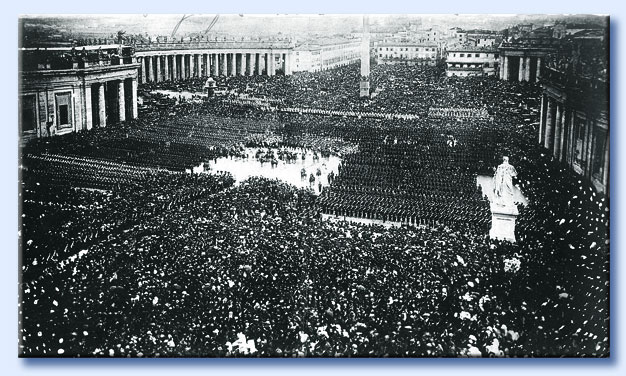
20 14 607 38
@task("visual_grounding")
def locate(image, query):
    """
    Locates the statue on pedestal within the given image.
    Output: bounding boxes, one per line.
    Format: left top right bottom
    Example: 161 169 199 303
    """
489 156 519 242
493 156 518 206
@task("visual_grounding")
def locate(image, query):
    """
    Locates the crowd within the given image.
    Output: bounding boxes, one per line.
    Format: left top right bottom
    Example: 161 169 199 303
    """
18 59 608 358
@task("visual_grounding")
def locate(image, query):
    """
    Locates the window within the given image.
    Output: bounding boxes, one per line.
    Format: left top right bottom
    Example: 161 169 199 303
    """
59 105 69 125
55 92 72 130
475 53 480 57
20 95 37 134
460 54 465 57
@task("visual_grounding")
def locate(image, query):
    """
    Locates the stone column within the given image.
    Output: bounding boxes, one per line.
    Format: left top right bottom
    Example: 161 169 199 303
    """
155 56 161 82
282 53 287 74
518 56 524 82
180 55 187 79
499 55 504 79
146 56 153 82
172 55 178 80
140 57 146 83
255 53 261 75
285 52 292 75
246 53 253 76
189 54 195 78
264 53 270 75
567 113 576 164
211 54 218 76
164 55 170 81
558 107 567 161
203 54 208 76
84 84 93 130
503 56 509 81
222 53 228 76
118 80 126 122
553 104 562 158
98 83 106 127
524 57 532 81
544 98 553 149
238 53 246 76
131 78 138 119
536 57 542 81
539 94 545 145
229 53 236 76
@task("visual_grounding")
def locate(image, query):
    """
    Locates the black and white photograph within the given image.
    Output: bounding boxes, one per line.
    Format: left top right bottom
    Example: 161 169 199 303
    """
16 11 610 359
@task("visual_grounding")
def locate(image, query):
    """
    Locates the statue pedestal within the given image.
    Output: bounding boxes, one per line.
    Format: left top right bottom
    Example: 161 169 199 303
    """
489 203 519 243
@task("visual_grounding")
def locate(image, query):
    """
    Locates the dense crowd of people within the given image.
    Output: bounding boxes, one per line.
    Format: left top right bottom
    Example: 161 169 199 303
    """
19 60 608 358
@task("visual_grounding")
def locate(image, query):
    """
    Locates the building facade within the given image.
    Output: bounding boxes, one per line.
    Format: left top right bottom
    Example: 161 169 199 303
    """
538 37 609 194
445 48 499 77
293 39 361 73
19 45 140 141
375 42 439 66
498 38 559 83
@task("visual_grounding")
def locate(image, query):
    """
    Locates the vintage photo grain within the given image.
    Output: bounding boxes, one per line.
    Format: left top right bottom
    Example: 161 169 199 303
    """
18 14 609 357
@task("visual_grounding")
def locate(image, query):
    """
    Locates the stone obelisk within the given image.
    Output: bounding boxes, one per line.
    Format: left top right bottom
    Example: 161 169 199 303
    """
359 15 370 98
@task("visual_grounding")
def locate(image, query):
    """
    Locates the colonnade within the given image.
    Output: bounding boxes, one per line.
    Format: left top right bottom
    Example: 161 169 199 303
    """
538 91 609 193
499 55 542 83
138 51 293 83
85 77 138 129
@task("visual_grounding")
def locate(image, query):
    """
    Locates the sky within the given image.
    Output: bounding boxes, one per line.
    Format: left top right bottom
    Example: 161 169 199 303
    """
19 14 608 40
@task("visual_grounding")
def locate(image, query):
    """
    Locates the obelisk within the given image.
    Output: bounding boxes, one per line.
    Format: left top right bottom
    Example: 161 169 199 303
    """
360 15 370 98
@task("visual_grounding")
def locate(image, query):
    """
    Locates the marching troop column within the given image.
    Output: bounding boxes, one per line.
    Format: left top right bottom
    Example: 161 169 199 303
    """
98 83 106 127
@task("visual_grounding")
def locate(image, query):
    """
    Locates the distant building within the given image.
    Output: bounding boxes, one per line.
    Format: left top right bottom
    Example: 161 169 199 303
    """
538 33 608 194
445 47 499 77
19 45 139 141
465 30 500 48
375 42 439 66
293 38 360 73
